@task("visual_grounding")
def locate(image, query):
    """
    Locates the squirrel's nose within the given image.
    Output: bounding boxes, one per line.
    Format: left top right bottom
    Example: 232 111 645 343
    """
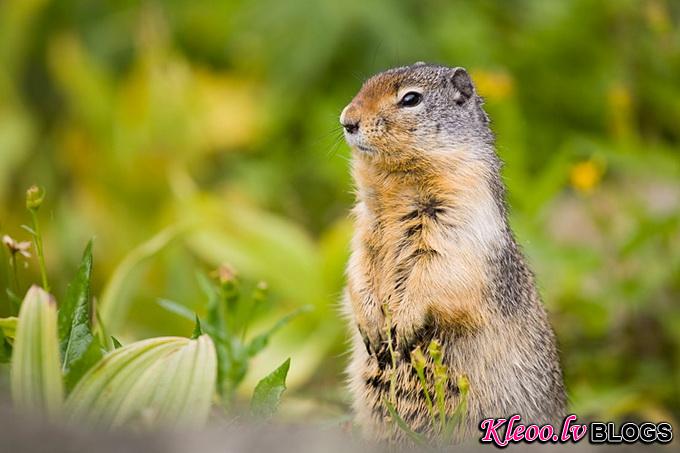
340 103 361 134
343 120 360 134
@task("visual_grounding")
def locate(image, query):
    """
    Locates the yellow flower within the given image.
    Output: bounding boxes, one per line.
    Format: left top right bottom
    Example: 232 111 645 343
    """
470 69 514 101
644 0 672 35
570 159 604 194
410 346 427 371
427 339 443 364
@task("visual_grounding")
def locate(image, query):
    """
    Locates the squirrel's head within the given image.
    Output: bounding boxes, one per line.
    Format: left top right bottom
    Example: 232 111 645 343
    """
340 63 491 171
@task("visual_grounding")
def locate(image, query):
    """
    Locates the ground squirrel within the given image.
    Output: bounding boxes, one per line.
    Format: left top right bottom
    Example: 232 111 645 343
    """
340 63 566 442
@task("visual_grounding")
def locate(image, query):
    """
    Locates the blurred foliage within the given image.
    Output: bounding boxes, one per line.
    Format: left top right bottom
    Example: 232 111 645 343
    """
4 232 290 429
0 0 679 425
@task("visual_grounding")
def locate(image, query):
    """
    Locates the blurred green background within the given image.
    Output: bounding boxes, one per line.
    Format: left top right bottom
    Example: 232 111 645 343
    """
0 0 679 424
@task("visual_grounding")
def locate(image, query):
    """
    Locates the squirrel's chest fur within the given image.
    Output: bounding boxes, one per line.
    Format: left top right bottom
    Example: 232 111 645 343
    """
346 161 501 335
344 160 566 442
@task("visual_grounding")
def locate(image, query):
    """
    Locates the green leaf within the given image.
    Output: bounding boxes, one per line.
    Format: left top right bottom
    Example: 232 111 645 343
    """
65 337 181 424
246 306 310 357
199 271 233 402
444 375 470 440
142 335 216 428
6 289 21 314
383 397 427 446
0 316 18 340
59 240 103 390
250 358 290 419
19 224 37 237
196 271 219 303
191 315 203 339
157 298 195 322
11 286 64 417
59 241 93 353
99 224 188 332
65 335 217 429
0 329 12 363
158 299 227 343
64 340 106 390
94 308 110 351
185 196 325 313
111 336 123 349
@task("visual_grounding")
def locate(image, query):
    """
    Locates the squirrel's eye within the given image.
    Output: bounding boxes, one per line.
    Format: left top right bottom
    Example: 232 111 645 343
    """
398 91 422 107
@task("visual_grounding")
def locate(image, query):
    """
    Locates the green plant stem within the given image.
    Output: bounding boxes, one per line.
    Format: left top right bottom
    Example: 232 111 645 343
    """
383 304 397 405
434 368 447 433
414 366 436 429
240 293 259 342
9 253 20 313
445 381 469 441
29 209 49 293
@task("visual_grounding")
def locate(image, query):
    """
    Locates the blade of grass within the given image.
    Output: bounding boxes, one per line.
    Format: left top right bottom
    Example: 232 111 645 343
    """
246 306 311 357
157 298 195 322
99 224 188 333
383 397 427 446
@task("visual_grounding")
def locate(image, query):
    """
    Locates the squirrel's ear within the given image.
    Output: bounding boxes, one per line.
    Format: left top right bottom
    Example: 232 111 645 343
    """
451 67 474 105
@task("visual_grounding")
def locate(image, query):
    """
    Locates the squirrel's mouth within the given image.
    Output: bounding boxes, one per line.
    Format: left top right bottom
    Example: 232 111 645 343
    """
344 134 377 155
343 127 378 155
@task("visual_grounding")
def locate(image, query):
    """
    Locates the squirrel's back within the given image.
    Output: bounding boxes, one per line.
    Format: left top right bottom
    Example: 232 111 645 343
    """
340 63 566 442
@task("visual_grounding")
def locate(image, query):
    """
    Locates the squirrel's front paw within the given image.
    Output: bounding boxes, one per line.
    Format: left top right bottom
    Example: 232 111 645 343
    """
356 323 385 357
392 308 436 357
353 299 436 364
360 319 437 369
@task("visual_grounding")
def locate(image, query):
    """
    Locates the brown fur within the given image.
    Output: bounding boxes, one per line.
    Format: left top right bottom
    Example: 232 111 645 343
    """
341 63 566 443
